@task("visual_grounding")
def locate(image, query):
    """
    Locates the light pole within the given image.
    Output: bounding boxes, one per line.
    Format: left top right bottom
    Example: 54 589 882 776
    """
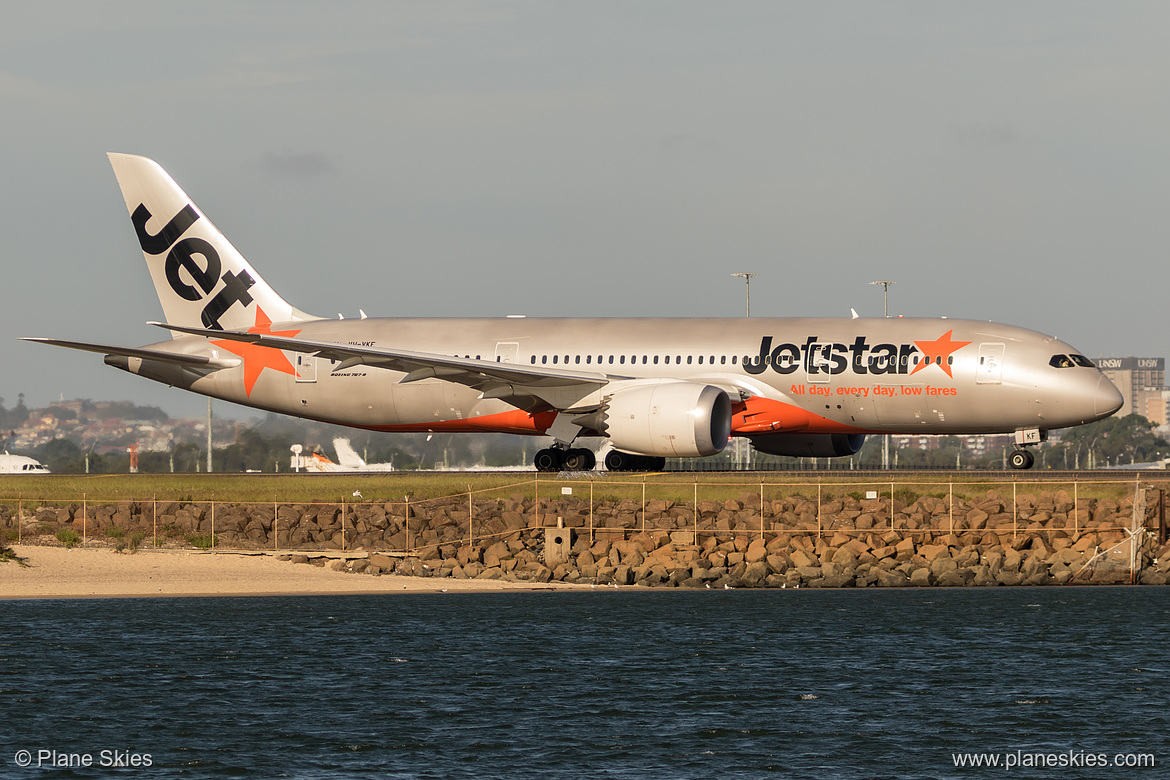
870 280 895 317
731 272 758 317
730 272 758 470
870 281 895 469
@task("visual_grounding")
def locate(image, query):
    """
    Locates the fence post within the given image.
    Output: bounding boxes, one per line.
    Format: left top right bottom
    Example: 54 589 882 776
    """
273 501 278 553
949 481 954 535
589 480 594 544
759 482 764 541
1012 482 1017 542
817 482 822 541
693 480 698 545
341 496 346 551
211 496 215 549
152 494 157 548
17 493 21 544
1131 479 1143 585
468 488 473 546
890 482 895 532
1074 481 1079 537
641 479 646 533
82 492 87 546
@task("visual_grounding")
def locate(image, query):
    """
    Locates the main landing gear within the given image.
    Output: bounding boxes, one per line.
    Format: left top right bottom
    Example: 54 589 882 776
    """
532 447 664 472
1008 448 1036 470
534 447 596 472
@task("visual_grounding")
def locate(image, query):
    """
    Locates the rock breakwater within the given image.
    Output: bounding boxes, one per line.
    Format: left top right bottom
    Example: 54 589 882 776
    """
3 487 1167 587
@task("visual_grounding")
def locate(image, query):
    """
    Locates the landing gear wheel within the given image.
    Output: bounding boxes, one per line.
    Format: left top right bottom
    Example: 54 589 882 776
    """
1008 449 1035 470
604 451 667 472
562 448 596 471
534 448 565 472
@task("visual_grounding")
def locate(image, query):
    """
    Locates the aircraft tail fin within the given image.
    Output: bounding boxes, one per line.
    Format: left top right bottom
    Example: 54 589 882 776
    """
107 153 317 334
332 438 367 469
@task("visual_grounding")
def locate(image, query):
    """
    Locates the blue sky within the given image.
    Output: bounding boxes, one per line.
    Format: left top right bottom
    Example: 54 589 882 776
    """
3 2 1168 418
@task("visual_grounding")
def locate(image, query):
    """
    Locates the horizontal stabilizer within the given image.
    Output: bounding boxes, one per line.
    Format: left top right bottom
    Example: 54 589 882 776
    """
21 337 241 369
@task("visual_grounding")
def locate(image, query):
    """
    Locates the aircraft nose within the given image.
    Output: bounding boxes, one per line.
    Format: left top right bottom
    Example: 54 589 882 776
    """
1094 374 1124 418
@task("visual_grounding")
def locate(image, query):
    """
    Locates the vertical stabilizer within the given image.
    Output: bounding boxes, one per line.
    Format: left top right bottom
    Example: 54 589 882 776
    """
107 153 316 333
332 438 367 469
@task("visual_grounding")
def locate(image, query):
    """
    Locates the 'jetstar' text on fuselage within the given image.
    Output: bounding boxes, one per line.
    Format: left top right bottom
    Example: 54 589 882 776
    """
744 335 959 377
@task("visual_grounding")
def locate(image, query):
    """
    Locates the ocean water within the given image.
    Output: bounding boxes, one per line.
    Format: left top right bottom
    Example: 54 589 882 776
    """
2 588 1167 779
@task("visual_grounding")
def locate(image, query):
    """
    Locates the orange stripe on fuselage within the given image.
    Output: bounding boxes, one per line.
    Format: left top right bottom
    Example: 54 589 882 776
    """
364 399 865 438
367 410 558 436
732 397 868 435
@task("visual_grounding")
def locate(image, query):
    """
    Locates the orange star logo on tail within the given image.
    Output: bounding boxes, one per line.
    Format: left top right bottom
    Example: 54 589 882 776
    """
211 307 302 396
911 329 971 378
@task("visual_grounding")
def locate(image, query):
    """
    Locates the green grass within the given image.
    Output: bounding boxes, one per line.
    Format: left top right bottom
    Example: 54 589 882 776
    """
0 546 28 567
0 471 1154 508
56 528 81 548
186 533 216 550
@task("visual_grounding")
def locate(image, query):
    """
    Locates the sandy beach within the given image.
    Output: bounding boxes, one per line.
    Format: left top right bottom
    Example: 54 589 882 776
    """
0 546 587 599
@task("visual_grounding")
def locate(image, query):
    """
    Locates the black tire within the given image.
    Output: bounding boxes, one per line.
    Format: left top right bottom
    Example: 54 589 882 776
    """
1008 449 1032 470
563 448 596 471
534 448 564 472
604 450 630 471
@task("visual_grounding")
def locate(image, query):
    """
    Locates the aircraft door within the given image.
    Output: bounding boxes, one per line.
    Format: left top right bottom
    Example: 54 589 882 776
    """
295 354 317 383
976 343 1005 385
806 343 832 384
495 342 520 364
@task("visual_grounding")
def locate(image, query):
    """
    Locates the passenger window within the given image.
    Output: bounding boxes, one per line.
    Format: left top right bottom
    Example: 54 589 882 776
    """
721 356 726 365
653 356 659 365
732 356 738 365
541 356 547 364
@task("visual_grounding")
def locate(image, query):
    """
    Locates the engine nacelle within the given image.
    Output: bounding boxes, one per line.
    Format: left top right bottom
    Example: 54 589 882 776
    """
749 432 866 458
599 382 732 458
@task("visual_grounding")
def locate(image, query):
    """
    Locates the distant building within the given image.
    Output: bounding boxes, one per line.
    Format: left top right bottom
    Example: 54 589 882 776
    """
1148 389 1170 428
1097 357 1165 419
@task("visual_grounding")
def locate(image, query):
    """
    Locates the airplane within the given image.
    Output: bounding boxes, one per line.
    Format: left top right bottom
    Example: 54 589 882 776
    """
293 438 396 473
23 154 1124 472
0 451 51 474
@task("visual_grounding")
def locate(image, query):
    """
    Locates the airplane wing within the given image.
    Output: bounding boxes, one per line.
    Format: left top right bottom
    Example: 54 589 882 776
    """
20 337 241 369
152 322 622 411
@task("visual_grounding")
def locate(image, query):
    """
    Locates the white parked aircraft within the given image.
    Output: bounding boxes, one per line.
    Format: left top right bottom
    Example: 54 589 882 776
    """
0 452 50 474
24 154 1124 471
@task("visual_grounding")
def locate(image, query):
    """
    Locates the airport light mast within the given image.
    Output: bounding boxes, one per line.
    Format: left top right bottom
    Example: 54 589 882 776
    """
731 272 758 317
731 272 759 470
871 280 896 469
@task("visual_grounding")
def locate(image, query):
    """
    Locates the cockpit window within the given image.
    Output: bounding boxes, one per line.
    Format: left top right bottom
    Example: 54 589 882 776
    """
1049 354 1074 368
1070 354 1095 368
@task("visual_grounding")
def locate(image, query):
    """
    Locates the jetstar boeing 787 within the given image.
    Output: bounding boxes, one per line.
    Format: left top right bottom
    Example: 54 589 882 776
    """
23 154 1123 471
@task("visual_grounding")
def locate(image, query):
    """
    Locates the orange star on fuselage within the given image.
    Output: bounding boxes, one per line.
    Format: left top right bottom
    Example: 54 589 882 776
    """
211 308 302 396
910 329 971 378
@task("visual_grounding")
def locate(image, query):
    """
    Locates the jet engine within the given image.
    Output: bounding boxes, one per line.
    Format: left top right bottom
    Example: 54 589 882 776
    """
748 432 866 458
585 382 732 458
